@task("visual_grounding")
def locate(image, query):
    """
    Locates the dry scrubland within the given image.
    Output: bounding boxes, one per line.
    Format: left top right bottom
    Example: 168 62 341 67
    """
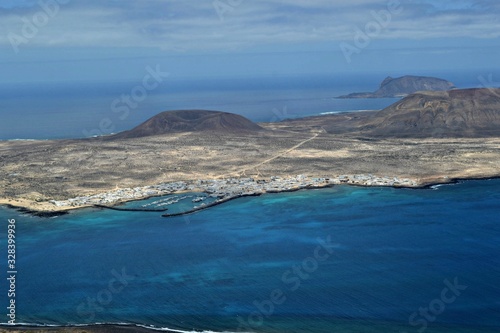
3 88 500 213
1 122 500 212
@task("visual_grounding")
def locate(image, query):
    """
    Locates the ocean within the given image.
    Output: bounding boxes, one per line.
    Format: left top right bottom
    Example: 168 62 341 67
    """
0 181 499 332
0 71 491 140
1 73 499 332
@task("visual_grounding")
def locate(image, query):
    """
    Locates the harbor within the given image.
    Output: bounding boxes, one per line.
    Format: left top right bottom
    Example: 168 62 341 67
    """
48 175 419 214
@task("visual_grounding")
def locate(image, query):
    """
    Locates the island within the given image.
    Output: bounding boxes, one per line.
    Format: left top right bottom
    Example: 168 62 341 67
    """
1 88 500 216
338 75 456 98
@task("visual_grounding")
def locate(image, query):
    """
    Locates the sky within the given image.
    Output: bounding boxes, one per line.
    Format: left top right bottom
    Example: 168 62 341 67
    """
1 0 500 85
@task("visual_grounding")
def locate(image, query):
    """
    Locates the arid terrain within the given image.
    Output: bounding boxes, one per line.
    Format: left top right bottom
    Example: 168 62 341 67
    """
1 90 500 214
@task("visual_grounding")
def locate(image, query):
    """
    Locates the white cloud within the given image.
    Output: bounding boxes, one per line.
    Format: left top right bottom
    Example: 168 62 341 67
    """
0 0 499 52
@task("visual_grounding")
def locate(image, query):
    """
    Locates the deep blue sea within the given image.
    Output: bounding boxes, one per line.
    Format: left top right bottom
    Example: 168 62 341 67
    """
0 78 400 140
1 180 499 332
1 73 499 332
0 71 490 140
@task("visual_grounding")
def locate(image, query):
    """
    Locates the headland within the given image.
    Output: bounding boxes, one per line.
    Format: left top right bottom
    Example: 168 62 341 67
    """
338 75 456 98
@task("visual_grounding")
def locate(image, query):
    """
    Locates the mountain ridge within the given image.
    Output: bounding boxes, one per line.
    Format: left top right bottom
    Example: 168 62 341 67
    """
356 88 500 137
323 88 500 137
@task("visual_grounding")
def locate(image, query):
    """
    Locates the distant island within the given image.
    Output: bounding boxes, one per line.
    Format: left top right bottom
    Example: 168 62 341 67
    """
338 75 456 98
1 88 499 215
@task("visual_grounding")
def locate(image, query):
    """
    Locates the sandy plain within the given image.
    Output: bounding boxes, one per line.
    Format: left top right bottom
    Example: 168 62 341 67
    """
1 120 500 213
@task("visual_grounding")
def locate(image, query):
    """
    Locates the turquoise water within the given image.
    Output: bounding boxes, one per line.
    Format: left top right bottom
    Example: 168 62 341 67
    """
1 180 499 332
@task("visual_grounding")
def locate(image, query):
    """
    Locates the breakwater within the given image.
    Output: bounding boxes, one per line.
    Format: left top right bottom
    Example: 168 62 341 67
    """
48 174 419 213
93 204 169 212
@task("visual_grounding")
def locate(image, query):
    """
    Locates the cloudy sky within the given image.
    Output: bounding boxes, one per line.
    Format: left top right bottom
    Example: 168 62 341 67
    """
1 0 500 84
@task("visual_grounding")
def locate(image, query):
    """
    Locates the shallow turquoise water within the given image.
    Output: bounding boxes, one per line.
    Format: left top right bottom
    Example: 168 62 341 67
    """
1 180 499 332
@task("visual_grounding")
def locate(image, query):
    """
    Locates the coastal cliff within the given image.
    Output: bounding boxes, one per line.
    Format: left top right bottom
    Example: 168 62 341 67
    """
338 75 456 98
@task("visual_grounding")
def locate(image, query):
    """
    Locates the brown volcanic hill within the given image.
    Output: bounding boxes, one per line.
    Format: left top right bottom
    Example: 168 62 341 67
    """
309 88 500 138
111 110 264 139
354 88 500 138
339 75 456 98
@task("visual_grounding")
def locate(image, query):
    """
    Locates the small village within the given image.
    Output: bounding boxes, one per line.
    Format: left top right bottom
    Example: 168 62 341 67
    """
49 174 419 209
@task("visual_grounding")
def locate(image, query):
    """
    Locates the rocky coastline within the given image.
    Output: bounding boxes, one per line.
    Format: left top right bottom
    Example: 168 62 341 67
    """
3 104 500 218
31 174 418 216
